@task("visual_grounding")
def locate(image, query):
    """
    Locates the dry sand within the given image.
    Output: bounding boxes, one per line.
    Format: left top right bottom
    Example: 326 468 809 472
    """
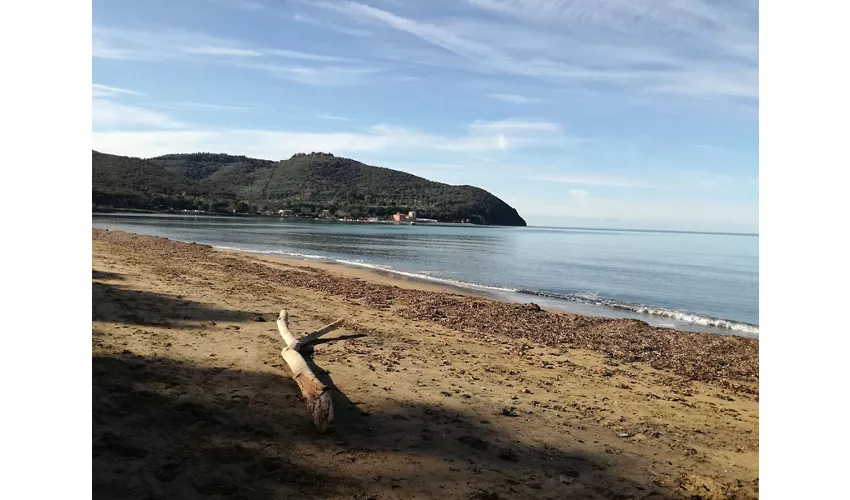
92 229 759 499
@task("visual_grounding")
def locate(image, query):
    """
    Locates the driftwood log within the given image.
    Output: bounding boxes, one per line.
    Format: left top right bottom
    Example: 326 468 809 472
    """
276 309 345 432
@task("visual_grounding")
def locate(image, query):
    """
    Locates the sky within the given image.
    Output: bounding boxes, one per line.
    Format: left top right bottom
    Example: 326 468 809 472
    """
92 0 758 232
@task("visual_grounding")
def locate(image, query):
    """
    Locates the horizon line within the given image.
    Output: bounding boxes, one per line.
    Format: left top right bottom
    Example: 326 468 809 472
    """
526 225 758 237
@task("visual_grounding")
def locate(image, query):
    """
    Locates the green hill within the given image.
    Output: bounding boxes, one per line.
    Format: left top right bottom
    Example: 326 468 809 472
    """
92 151 527 226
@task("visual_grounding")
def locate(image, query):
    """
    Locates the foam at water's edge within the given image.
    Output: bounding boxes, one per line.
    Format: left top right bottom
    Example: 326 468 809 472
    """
215 246 331 262
516 289 759 335
333 259 518 293
214 245 758 336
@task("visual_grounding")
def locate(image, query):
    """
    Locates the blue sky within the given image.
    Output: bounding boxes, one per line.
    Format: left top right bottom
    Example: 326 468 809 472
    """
92 0 758 232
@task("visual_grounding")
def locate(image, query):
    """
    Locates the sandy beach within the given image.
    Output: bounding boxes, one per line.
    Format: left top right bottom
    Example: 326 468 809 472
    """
92 229 758 499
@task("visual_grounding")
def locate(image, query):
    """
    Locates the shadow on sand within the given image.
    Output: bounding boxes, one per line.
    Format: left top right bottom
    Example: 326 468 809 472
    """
93 347 675 500
92 276 257 328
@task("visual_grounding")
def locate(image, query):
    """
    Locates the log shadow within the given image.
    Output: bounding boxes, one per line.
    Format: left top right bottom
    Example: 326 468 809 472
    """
309 333 368 347
300 334 370 432
93 350 683 500
93 281 256 328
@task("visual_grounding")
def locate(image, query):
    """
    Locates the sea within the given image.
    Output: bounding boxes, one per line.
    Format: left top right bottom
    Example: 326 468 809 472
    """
92 213 759 338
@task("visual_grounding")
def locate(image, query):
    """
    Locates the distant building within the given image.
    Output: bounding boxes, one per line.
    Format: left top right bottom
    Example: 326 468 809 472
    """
319 209 332 218
278 209 293 217
392 211 438 224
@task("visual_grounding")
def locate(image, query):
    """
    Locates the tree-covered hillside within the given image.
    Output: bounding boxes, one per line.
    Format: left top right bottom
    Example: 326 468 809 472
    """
92 151 527 226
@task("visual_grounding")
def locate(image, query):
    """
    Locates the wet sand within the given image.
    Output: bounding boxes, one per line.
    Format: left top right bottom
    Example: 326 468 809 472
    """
93 229 759 499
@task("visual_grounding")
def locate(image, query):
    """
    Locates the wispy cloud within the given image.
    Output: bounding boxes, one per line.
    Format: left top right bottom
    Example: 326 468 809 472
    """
317 0 756 100
92 115 576 159
466 119 572 152
93 25 373 85
290 12 372 36
267 49 356 62
525 169 757 191
93 3 757 97
88 128 448 159
93 26 350 63
92 37 143 60
526 173 652 188
487 93 542 104
467 0 757 45
205 0 267 10
469 119 560 132
92 83 143 97
156 102 254 111
92 99 186 129
320 1 529 76
180 45 264 57
246 62 381 86
317 114 355 121
93 26 254 61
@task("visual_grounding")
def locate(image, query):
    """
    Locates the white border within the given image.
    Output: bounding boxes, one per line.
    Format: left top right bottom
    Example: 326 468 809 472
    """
7 0 850 497
3 0 91 498
762 1 850 498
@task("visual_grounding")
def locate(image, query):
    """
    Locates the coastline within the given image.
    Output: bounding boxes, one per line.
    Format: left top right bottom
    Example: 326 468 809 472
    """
92 210 493 227
93 212 758 337
93 229 758 499
220 244 759 338
217 247 506 298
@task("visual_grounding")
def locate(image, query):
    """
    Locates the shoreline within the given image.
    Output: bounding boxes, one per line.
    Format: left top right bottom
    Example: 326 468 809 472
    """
218 247 491 298
215 244 758 338
92 210 498 227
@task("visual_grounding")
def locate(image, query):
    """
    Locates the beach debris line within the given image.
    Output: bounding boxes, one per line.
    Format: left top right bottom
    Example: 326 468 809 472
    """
275 309 347 432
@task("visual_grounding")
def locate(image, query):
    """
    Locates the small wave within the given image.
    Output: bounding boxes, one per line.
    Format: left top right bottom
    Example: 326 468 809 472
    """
333 259 518 293
213 246 518 293
214 246 331 261
517 289 759 335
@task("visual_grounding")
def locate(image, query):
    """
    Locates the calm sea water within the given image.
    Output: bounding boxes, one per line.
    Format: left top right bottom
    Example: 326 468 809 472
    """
92 214 759 338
